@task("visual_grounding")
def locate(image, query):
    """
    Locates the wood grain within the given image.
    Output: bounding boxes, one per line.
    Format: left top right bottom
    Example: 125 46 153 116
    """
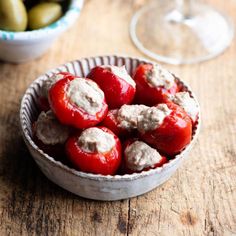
0 0 236 235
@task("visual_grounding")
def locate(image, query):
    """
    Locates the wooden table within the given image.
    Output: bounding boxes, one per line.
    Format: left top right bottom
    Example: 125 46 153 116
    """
0 0 236 235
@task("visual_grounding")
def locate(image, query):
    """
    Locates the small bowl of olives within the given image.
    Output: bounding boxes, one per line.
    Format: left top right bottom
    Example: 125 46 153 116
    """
0 0 84 63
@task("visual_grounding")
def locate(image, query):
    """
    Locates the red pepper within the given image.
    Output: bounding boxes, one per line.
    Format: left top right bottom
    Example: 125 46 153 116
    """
66 127 122 175
32 122 69 165
140 102 192 156
101 109 130 137
122 139 167 174
133 64 179 106
38 72 75 112
48 77 108 129
88 66 136 109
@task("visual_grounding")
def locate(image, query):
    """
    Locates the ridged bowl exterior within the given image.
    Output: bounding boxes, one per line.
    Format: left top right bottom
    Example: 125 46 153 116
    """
20 55 200 201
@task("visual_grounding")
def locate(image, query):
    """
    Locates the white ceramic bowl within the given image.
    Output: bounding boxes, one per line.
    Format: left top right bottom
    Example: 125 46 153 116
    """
20 55 201 201
0 0 84 63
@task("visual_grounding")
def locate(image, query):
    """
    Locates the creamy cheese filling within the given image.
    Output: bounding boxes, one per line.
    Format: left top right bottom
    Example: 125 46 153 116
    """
103 65 136 88
35 110 70 145
137 104 172 132
42 73 65 98
78 127 116 153
67 78 105 115
117 104 149 130
125 141 162 171
173 92 199 121
146 64 175 89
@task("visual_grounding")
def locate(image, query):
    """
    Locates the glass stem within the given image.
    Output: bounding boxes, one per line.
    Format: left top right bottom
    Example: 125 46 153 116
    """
176 0 194 19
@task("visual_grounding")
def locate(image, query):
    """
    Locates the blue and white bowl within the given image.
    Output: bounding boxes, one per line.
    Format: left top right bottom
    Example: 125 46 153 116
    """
0 0 84 63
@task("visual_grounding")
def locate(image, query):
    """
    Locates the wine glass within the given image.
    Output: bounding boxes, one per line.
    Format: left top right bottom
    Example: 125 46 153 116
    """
130 0 234 65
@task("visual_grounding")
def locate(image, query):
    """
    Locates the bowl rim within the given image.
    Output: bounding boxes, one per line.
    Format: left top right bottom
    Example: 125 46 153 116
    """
20 55 201 182
0 0 84 41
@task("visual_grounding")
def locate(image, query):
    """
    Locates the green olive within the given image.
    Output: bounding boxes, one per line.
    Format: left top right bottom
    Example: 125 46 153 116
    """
0 0 27 31
28 2 63 30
